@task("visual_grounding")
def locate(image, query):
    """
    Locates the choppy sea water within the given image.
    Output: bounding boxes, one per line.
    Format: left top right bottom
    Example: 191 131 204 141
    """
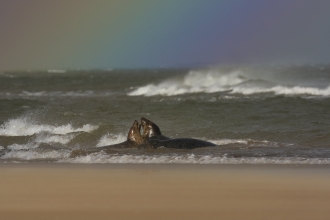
1 65 330 164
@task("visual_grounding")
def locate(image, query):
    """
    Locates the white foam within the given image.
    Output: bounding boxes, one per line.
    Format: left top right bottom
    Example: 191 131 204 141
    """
207 139 248 145
197 138 281 148
96 133 127 147
47 69 66 73
35 133 76 144
231 85 330 96
2 150 70 160
7 143 39 150
128 70 246 96
128 69 330 97
207 139 281 147
61 153 330 165
0 146 4 150
22 91 46 96
0 117 98 136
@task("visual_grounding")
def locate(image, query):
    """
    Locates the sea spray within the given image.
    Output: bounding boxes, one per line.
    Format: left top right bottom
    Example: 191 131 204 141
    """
128 68 330 97
0 117 98 136
128 70 246 96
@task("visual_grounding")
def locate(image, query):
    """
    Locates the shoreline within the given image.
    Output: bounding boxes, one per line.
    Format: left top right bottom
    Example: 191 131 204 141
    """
1 163 330 220
1 162 330 173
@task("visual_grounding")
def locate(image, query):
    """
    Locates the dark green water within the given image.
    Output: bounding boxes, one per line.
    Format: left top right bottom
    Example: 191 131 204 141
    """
1 66 330 164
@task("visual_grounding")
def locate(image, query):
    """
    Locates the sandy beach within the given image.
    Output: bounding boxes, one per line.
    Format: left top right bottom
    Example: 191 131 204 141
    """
0 164 330 220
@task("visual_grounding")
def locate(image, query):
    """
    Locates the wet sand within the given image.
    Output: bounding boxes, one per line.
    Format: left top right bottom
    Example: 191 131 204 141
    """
0 164 330 220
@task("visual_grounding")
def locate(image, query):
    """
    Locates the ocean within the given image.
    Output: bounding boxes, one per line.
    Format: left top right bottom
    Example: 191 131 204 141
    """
1 65 330 164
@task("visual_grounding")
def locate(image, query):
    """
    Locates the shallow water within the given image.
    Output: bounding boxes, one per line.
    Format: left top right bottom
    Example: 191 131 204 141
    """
1 65 330 164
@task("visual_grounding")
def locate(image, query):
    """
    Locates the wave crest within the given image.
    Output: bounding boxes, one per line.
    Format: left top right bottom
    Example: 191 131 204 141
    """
128 70 246 96
128 68 330 97
96 133 127 147
0 117 98 136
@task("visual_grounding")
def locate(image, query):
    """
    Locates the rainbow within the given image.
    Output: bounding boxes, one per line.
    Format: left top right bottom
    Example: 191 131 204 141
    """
0 0 329 70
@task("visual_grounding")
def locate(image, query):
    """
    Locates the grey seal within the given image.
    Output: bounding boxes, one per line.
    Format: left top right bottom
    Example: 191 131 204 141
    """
69 120 143 157
140 117 171 140
98 120 144 149
139 117 216 149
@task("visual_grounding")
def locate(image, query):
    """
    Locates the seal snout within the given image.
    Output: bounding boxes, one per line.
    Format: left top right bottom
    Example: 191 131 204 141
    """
140 117 162 138
133 120 139 128
127 120 144 145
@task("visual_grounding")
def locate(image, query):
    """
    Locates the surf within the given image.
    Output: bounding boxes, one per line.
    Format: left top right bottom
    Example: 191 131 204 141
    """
128 66 330 98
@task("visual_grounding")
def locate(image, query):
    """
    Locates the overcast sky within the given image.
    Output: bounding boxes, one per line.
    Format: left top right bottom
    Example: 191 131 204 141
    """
1 0 330 70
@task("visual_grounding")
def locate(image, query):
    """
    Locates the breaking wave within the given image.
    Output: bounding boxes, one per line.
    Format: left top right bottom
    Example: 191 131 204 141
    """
231 85 330 96
96 133 127 147
128 69 330 97
0 117 98 136
128 70 245 96
35 133 76 145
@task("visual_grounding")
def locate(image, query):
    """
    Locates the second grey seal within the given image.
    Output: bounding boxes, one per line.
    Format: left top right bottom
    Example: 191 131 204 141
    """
70 120 144 157
139 117 216 149
140 117 171 141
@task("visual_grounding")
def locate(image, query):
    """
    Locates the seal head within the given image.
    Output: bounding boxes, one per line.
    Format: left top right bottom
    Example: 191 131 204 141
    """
128 120 144 145
140 117 162 138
